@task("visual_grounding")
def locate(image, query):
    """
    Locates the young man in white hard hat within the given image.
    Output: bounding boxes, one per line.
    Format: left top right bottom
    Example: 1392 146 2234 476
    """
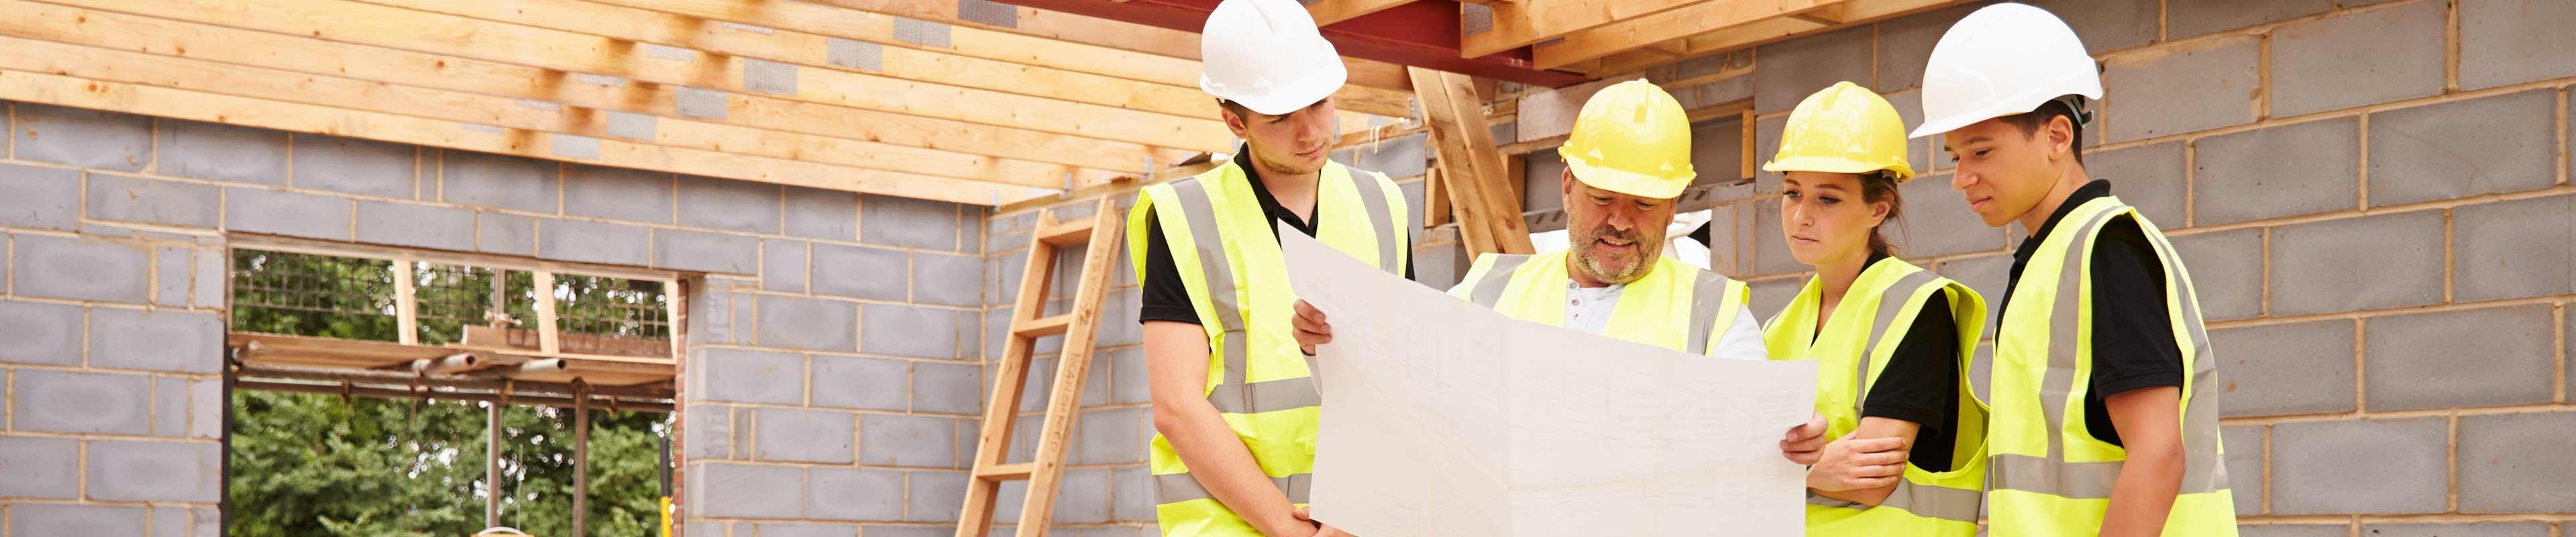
1127 0 1411 534
1290 79 1766 385
1908 4 2236 536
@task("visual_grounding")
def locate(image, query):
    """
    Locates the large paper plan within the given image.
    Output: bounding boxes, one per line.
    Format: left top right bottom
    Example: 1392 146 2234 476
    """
1280 228 1819 536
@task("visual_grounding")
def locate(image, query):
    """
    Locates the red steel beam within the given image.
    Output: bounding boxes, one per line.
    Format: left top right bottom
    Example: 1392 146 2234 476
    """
996 0 1593 87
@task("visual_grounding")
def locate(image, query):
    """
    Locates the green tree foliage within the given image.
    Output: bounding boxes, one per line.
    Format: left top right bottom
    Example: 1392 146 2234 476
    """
227 251 672 536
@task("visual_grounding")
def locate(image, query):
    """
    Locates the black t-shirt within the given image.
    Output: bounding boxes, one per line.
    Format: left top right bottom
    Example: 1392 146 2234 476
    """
1139 152 1412 326
1851 253 1964 473
1997 180 2187 447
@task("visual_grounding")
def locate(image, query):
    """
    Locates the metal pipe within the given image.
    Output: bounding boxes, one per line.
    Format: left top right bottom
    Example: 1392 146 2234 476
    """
487 401 502 528
572 383 590 537
412 352 480 374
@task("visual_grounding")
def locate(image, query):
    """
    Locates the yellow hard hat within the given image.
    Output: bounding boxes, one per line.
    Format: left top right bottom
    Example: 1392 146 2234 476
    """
1763 81 1917 182
1558 79 1696 199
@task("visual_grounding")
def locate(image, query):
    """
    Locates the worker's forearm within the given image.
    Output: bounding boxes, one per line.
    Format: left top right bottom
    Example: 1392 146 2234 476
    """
1152 398 1307 536
2098 446 2184 536
1810 483 1897 507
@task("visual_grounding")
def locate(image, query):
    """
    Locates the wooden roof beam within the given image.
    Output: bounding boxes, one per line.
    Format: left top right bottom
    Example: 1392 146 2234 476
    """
53 0 1234 152
354 0 1228 119
1 1 1186 175
814 0 1421 92
1533 0 1967 70
0 34 1130 190
1309 0 1422 25
0 69 1040 204
382 0 1415 119
1458 0 1718 58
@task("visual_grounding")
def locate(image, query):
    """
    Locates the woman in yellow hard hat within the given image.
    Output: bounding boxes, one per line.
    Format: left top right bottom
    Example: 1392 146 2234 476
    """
1761 81 1990 536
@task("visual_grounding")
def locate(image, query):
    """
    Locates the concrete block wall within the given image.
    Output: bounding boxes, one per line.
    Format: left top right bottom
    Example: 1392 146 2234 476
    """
1694 0 2576 532
685 187 989 537
0 98 1000 536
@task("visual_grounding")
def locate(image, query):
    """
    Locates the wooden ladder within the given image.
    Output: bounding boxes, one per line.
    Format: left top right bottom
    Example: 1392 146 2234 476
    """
957 196 1123 537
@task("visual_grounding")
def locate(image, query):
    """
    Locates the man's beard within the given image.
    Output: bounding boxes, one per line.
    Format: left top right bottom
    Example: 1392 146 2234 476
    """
1570 224 1659 284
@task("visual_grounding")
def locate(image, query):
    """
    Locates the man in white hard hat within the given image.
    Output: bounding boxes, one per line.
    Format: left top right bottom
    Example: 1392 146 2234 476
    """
1908 3 2237 536
1127 0 1411 534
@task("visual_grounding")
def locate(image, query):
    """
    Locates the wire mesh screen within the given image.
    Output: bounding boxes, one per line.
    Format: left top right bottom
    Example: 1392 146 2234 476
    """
544 274 672 356
231 248 675 359
412 263 523 346
230 250 401 341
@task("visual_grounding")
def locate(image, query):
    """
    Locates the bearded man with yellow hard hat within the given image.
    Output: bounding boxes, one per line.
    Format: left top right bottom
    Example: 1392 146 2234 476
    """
1292 79 1766 371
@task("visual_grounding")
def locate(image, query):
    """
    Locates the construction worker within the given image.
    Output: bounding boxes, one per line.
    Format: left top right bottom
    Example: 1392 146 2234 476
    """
1758 81 1988 536
1291 79 1765 379
1129 0 1410 534
1909 4 2236 536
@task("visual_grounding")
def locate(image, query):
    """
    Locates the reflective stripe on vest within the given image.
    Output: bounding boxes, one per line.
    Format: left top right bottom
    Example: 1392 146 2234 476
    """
1987 197 2235 536
1761 257 1990 533
1127 160 1409 536
1456 251 1748 355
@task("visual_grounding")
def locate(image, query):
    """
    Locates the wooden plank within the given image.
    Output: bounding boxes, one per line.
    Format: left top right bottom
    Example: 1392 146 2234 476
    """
810 0 1419 93
1309 0 1421 25
392 260 419 345
0 68 1032 205
534 271 561 355
352 0 1228 120
1529 0 1840 69
0 34 1118 190
462 326 672 360
1410 67 1536 256
1462 0 1721 58
50 0 1233 152
975 462 1036 480
1538 0 1964 69
0 0 1181 175
1411 70 1496 254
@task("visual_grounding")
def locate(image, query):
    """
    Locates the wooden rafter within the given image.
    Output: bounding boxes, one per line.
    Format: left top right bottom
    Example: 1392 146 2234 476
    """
355 0 1228 119
0 34 1136 191
588 0 1416 117
1408 66 1532 257
813 0 1421 93
1460 0 1717 58
1533 0 1967 70
1308 0 1422 25
0 68 1034 205
50 0 1236 152
2 1 1191 177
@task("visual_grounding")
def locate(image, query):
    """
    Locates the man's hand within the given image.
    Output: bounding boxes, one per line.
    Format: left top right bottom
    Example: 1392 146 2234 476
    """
1291 299 1332 356
1292 507 1354 537
1780 413 1828 466
1806 432 1910 492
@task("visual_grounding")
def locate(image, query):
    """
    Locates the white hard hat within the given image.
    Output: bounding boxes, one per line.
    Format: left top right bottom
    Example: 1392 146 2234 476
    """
1200 0 1348 115
1909 3 2103 138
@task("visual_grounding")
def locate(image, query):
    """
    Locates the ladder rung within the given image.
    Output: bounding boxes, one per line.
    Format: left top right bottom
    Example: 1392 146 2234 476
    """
1035 219 1095 246
976 462 1036 481
1012 314 1075 338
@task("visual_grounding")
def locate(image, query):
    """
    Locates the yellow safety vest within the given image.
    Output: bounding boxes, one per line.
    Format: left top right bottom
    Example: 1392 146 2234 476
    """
1989 196 2237 536
1126 158 1409 536
1450 250 1750 354
1760 256 1989 536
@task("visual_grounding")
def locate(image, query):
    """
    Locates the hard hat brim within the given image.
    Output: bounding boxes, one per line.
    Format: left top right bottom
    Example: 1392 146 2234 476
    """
1203 56 1349 117
1761 156 1917 183
1563 152 1689 199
